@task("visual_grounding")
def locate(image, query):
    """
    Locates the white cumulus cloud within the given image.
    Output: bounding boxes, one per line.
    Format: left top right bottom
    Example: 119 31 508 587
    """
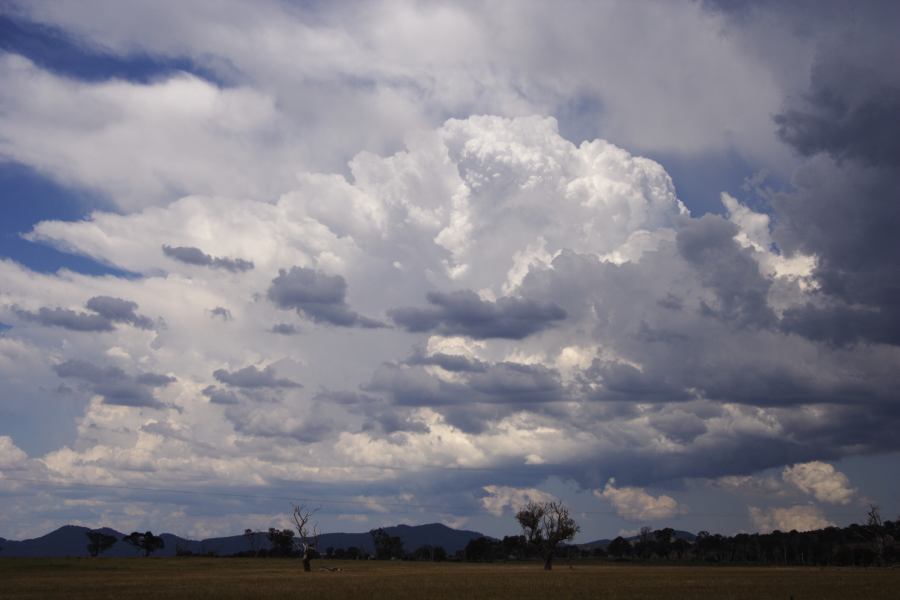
595 479 681 522
782 461 856 505
749 505 833 533
481 485 557 517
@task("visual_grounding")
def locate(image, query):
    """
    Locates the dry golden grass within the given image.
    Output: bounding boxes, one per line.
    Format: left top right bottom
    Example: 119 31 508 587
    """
1 558 897 599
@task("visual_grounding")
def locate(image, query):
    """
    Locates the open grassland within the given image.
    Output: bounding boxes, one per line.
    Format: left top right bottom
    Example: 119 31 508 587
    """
1 558 898 599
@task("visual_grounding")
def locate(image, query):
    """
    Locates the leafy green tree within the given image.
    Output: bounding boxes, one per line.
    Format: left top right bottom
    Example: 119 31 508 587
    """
515 500 579 570
607 536 631 558
432 546 447 562
267 528 295 556
370 528 405 559
86 530 117 557
465 536 497 562
122 531 164 557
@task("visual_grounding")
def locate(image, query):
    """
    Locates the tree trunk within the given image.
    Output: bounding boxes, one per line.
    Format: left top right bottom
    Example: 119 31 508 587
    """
302 549 312 572
543 551 554 571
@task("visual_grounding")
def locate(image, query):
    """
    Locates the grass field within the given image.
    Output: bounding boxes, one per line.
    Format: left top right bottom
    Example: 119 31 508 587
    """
1 558 897 599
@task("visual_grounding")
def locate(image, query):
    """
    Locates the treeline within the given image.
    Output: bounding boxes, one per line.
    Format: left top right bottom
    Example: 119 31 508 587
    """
601 520 899 566
87 513 898 567
461 520 899 567
183 527 450 561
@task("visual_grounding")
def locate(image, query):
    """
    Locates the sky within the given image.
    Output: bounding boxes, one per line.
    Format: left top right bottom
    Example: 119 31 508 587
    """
1 0 899 542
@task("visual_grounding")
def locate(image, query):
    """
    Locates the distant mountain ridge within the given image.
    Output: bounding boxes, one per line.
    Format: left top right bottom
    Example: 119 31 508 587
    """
578 529 697 550
0 522 488 558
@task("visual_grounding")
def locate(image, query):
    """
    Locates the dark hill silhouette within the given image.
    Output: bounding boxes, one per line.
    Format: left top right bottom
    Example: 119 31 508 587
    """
578 529 697 550
0 522 488 557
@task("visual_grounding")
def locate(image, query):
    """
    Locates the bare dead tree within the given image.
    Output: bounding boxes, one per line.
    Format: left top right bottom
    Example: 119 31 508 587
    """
515 500 579 570
291 503 320 572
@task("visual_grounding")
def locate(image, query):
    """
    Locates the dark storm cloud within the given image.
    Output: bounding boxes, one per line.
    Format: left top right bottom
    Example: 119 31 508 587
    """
676 215 776 329
365 360 564 409
15 296 154 332
388 290 566 340
162 245 254 272
773 9 900 168
267 266 384 328
213 365 301 389
780 302 900 347
768 7 900 347
53 359 174 409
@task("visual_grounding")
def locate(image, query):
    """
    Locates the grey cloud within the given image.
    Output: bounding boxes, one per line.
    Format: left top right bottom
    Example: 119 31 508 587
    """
213 365 301 389
85 296 154 329
209 306 232 321
467 362 562 402
135 372 177 386
768 12 900 347
647 409 709 445
201 385 241 405
314 389 429 436
676 215 776 329
53 359 174 409
365 360 564 409
773 18 900 168
780 302 900 348
270 323 300 335
657 294 684 311
162 244 254 272
226 409 335 443
17 296 155 332
17 307 114 332
361 410 431 435
583 360 691 404
438 406 498 435
389 290 566 339
314 390 382 406
404 350 488 373
525 248 898 414
267 267 384 328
